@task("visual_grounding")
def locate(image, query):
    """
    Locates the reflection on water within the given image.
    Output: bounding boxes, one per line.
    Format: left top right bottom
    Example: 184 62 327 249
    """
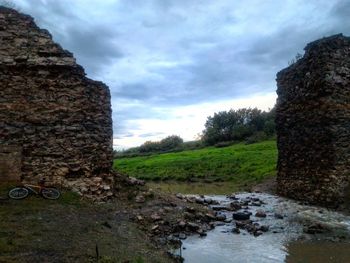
286 242 350 263
176 193 350 263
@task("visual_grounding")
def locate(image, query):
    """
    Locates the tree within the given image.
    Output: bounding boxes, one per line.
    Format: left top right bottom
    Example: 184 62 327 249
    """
202 107 276 145
139 141 160 153
159 135 183 151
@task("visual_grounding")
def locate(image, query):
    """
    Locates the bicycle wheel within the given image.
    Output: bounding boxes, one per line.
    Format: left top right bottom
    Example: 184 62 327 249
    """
8 187 29 200
41 188 60 200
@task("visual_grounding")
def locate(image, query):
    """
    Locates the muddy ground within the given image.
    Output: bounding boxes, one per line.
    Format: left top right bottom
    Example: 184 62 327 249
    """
0 177 216 263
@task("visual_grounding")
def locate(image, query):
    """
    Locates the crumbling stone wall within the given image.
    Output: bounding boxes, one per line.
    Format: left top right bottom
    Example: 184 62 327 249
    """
276 34 350 207
0 7 114 199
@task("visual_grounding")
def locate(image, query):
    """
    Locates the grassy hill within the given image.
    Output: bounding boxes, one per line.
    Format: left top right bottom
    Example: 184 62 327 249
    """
114 140 277 186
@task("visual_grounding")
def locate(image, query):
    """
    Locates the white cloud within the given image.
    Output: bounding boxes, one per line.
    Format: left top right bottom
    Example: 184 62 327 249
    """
115 92 276 149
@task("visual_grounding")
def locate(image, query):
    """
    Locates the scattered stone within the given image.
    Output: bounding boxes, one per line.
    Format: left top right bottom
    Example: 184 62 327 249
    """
175 193 184 199
186 207 196 213
229 201 242 211
304 223 328 234
215 213 226 221
178 221 186 228
185 196 196 203
198 231 207 237
179 233 187 240
253 231 263 237
151 225 159 232
205 213 216 221
233 212 251 221
228 194 239 200
187 222 200 231
255 210 267 218
127 177 145 186
184 212 195 220
209 222 216 229
232 228 240 234
274 213 284 219
224 218 232 223
212 206 228 211
204 198 213 204
150 213 162 221
259 225 269 232
101 221 112 229
135 195 146 203
195 197 205 204
235 220 252 229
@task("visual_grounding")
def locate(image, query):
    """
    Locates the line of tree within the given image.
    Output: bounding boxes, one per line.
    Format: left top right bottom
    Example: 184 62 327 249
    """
138 135 184 153
115 106 276 157
115 135 197 158
201 107 275 146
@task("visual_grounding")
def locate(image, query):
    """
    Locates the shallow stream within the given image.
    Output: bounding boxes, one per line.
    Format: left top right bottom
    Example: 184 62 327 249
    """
174 193 350 263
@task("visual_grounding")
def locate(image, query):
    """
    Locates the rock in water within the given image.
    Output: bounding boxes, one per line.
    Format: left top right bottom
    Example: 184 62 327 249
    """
232 212 251 221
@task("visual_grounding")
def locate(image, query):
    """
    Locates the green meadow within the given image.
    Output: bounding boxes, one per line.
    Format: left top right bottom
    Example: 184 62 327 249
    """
114 140 277 187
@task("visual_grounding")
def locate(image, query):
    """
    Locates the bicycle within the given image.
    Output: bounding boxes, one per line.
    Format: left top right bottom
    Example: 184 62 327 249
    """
8 178 60 200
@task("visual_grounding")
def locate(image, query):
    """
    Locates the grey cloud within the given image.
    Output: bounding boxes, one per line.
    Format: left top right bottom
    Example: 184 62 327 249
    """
114 133 134 139
139 132 165 138
63 26 123 75
112 102 168 121
17 0 123 76
331 0 350 18
113 83 155 101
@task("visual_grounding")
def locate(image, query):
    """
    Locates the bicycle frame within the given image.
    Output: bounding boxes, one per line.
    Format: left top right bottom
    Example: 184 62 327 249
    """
22 184 43 195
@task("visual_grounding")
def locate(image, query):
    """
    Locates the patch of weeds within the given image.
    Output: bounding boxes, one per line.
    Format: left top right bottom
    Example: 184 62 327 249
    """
99 256 118 263
0 183 15 197
127 191 135 201
58 191 83 206
0 237 15 253
133 256 145 263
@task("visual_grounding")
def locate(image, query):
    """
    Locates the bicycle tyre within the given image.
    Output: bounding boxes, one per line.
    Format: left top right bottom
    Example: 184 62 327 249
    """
41 188 60 200
8 187 29 200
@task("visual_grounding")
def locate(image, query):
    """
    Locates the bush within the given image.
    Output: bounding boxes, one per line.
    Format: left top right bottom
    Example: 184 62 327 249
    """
159 135 183 151
214 141 234 148
139 141 160 153
245 131 268 145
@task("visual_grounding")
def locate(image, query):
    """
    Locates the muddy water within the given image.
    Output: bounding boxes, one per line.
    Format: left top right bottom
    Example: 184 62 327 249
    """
176 193 350 263
285 242 350 263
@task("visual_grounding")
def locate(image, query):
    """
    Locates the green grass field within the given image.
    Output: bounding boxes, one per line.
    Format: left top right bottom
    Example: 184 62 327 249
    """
114 140 277 186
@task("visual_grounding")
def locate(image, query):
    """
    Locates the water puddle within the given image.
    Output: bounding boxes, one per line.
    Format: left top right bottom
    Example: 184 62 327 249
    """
175 193 350 263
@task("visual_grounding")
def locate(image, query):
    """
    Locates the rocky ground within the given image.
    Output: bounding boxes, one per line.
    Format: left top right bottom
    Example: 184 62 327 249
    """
0 175 221 263
1 175 349 263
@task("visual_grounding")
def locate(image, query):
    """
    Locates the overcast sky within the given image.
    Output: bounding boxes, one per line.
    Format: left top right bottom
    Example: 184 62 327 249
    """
13 0 350 148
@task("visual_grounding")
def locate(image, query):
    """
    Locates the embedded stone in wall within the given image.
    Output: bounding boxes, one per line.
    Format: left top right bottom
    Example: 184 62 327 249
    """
0 7 114 200
0 146 22 182
276 34 350 207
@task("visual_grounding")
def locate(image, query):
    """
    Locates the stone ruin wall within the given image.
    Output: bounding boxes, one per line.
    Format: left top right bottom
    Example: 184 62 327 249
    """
276 34 350 207
0 7 114 200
